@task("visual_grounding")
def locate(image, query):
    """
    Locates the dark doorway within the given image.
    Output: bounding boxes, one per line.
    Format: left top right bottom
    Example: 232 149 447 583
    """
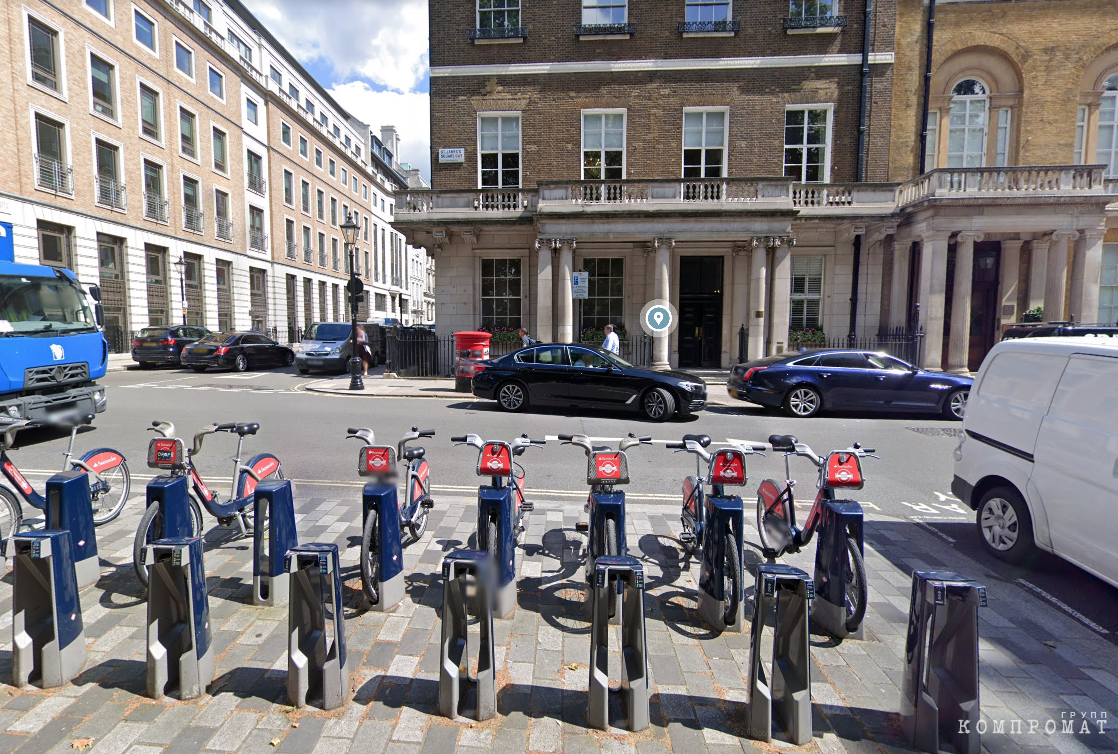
678 256 724 368
968 242 1001 371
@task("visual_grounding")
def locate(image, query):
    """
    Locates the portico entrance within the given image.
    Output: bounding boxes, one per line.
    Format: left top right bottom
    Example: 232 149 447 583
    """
678 256 723 368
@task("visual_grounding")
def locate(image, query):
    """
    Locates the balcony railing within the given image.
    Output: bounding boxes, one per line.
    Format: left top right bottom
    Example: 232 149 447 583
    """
783 15 848 30
183 206 204 234
468 26 528 41
396 190 538 215
303 245 313 264
35 154 73 195
95 176 126 210
249 229 268 251
216 217 233 241
897 165 1112 206
678 20 741 34
319 250 328 267
144 194 168 222
181 140 196 159
575 23 636 36
285 240 298 259
538 178 793 206
247 173 266 195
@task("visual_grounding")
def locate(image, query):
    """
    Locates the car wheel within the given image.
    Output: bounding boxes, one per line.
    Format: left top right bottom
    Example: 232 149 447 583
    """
497 381 528 412
783 386 822 418
297 367 310 375
977 485 1036 564
370 352 380 368
642 387 676 422
138 361 151 369
191 366 207 373
943 388 969 421
234 354 249 372
283 351 295 367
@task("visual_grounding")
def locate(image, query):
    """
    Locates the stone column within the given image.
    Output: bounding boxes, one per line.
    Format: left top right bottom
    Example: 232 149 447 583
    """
768 237 793 356
1027 236 1050 313
535 239 553 342
918 231 950 370
652 237 673 369
748 240 767 360
556 239 574 344
889 232 912 329
947 232 982 373
1045 231 1077 322
1072 228 1106 324
730 242 754 363
998 239 1023 326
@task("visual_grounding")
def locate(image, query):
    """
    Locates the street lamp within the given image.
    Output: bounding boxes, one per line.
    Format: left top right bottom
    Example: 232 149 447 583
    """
172 254 187 325
340 211 363 391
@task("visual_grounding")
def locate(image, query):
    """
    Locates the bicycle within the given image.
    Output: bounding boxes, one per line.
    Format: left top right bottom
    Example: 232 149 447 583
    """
133 420 284 585
0 412 131 535
347 426 436 605
755 434 878 632
561 432 651 621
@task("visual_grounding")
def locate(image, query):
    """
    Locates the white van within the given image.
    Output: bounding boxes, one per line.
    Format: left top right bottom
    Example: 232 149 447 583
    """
952 337 1118 586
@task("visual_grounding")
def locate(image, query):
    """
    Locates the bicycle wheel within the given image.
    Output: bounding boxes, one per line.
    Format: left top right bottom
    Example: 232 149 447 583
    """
755 479 786 554
133 497 204 586
843 538 868 633
723 527 741 626
604 516 619 618
81 455 131 526
407 506 428 541
0 486 24 543
361 511 380 606
486 515 498 563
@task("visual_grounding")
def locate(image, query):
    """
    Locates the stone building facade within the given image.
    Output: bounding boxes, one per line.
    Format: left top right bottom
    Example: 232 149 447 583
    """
0 0 430 354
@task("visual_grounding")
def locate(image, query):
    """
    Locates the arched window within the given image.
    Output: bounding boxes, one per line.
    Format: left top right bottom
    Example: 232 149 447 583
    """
947 78 989 168
1098 73 1118 178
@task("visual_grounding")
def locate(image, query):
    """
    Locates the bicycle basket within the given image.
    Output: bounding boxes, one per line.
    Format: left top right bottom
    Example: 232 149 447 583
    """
477 442 512 477
826 452 864 489
709 448 747 486
147 438 186 470
588 451 629 485
359 446 397 478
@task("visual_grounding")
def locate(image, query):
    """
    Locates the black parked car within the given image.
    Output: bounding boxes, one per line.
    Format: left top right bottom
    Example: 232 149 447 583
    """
728 350 972 419
131 325 210 367
1001 322 1118 340
472 343 707 421
180 331 296 373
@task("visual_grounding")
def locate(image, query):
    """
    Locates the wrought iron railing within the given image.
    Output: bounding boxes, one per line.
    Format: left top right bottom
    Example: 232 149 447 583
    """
678 20 741 34
35 154 73 194
95 176 126 210
249 229 268 251
783 15 848 30
303 245 314 264
216 217 233 241
247 173 266 195
144 193 168 222
575 23 636 35
183 206 204 233
468 26 528 40
285 240 298 259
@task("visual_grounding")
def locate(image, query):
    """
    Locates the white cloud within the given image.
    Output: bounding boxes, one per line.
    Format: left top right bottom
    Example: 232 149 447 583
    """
243 0 428 93
330 83 431 181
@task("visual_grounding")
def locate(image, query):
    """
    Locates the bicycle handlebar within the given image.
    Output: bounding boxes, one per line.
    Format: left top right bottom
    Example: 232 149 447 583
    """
0 419 32 451
149 420 175 438
665 441 684 450
450 435 467 443
558 434 573 442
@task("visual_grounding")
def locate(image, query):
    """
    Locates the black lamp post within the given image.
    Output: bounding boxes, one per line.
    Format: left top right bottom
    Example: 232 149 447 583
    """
341 212 364 391
172 254 187 325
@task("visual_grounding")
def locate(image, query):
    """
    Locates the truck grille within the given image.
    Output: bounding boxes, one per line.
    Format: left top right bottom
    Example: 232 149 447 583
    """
24 363 89 388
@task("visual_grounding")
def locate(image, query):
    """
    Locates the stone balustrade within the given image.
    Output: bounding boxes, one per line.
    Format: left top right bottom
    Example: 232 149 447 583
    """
897 165 1111 206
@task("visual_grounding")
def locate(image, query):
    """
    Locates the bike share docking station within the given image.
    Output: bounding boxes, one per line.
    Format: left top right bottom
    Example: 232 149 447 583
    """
144 537 214 700
45 470 99 589
359 444 404 612
146 439 195 540
698 448 749 633
252 480 299 607
747 563 813 746
811 500 866 640
475 442 523 619
286 543 349 710
588 556 649 732
439 550 496 722
8 530 86 688
901 571 987 754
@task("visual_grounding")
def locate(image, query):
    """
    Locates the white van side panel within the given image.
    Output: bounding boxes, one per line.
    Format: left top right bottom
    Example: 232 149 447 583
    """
967 352 1067 459
1031 354 1118 587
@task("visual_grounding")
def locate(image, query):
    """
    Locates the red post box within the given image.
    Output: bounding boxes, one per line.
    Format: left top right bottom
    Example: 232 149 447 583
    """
454 331 492 392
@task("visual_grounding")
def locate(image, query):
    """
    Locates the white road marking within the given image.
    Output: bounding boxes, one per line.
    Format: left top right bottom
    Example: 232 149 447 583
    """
1017 579 1111 635
212 373 266 380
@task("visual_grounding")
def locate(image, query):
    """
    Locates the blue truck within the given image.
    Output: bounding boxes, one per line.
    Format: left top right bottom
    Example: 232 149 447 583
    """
0 222 108 422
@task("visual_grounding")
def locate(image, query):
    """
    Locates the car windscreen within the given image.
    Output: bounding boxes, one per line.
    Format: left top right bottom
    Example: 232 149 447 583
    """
0 274 97 335
305 323 350 341
137 327 166 338
198 332 236 345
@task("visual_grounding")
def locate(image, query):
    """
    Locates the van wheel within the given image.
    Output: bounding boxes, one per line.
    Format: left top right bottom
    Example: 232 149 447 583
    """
943 389 969 420
977 486 1036 564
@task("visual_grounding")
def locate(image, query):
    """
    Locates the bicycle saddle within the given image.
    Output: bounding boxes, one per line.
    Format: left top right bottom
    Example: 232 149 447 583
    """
682 434 712 448
768 434 798 451
403 447 425 461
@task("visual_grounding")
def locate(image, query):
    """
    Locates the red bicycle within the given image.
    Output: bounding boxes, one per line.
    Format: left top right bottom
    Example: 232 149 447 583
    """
755 434 878 632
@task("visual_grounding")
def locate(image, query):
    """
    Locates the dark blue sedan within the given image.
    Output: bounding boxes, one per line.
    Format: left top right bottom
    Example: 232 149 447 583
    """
727 350 972 419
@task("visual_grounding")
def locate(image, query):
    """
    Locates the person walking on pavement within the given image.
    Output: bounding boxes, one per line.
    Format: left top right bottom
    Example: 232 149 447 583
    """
602 324 620 355
356 324 370 376
518 327 536 347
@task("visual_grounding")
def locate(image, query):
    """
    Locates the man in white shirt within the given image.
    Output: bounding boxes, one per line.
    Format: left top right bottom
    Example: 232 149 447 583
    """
602 324 620 355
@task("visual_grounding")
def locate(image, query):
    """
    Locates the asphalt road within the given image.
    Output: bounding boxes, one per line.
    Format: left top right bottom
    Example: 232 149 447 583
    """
10 363 1118 643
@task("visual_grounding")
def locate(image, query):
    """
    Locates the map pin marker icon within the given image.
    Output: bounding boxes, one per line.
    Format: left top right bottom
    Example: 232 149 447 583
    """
653 311 664 326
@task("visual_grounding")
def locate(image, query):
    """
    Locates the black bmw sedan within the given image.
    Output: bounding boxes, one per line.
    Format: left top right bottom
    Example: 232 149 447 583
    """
472 344 707 421
131 325 210 367
728 350 972 419
180 331 295 373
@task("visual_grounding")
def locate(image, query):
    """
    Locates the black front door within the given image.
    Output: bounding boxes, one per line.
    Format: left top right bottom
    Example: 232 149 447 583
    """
968 242 1001 371
678 256 724 368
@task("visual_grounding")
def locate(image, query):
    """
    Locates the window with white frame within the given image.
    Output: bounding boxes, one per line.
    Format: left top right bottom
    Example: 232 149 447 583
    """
480 258 522 328
1100 244 1118 325
212 127 227 172
246 98 258 125
300 179 310 214
281 121 291 146
1075 106 1088 165
686 0 730 23
283 169 294 206
582 258 624 330
787 0 837 22
86 0 111 20
299 135 308 158
479 0 520 30
94 139 122 208
790 256 824 331
269 65 281 87
133 9 156 53
783 106 830 182
683 109 725 178
179 107 196 158
582 0 627 25
90 54 116 119
192 0 212 23
994 108 1011 167
174 41 192 77
138 83 160 141
208 66 223 99
582 111 625 180
478 114 520 188
947 78 988 168
1097 74 1118 178
924 110 939 170
28 17 61 93
227 30 252 63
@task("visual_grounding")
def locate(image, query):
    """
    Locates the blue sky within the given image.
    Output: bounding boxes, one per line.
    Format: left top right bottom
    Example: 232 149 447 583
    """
240 0 432 180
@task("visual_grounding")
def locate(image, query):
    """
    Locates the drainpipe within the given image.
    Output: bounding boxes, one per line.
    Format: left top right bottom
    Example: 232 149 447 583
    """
856 0 873 182
918 0 937 174
849 232 863 341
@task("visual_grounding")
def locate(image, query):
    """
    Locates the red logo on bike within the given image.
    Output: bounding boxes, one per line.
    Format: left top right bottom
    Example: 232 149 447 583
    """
711 449 746 486
3 461 32 495
147 438 184 469
595 454 621 479
826 452 863 489
87 452 122 471
479 443 511 476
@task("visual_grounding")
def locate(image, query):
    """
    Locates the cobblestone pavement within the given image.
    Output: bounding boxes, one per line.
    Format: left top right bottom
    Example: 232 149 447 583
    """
0 490 1115 754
